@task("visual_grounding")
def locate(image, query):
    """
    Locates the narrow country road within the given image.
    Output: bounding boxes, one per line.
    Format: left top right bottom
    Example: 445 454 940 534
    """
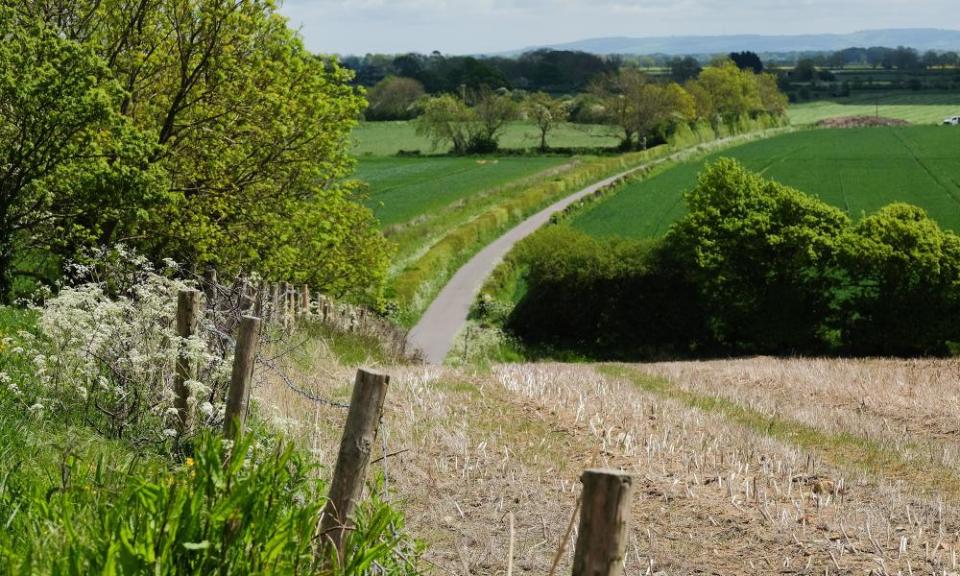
407 131 784 363
407 163 646 363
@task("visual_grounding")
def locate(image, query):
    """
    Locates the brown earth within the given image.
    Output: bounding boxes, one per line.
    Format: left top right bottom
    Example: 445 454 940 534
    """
817 116 911 128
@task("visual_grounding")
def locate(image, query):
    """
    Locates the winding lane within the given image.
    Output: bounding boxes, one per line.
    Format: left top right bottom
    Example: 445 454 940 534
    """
407 131 786 363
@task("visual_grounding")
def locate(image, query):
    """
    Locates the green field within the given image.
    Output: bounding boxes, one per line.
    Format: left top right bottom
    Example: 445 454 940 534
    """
788 92 960 125
351 121 622 156
571 126 960 238
355 156 570 227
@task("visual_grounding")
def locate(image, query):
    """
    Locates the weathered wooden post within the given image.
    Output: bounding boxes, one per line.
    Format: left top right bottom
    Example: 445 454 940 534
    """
280 282 291 330
223 315 261 440
270 283 280 324
174 289 201 437
572 469 635 576
203 268 218 313
300 284 310 317
320 369 391 556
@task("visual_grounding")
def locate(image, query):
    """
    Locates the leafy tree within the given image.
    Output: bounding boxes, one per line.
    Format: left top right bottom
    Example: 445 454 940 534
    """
471 88 517 152
690 61 762 122
0 11 162 299
415 94 477 154
837 204 960 355
669 56 702 83
15 0 385 302
592 69 695 150
524 92 568 151
667 159 849 352
757 73 789 115
792 59 818 82
729 51 764 73
365 76 425 120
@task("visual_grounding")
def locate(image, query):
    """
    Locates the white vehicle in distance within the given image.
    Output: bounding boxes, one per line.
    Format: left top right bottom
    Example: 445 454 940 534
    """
944 115 960 125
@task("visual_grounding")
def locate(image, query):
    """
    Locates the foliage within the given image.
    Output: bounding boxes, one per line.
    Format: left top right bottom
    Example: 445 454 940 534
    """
4 249 228 441
0 9 163 300
0 412 422 575
415 94 478 154
365 76 426 121
9 1 387 304
497 227 705 358
667 159 850 352
523 93 569 151
837 204 960 355
688 61 763 123
503 159 960 358
471 89 518 152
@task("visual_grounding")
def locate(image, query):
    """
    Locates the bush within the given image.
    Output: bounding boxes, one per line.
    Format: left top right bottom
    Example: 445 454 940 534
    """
499 161 960 359
668 159 849 353
837 204 960 355
502 227 706 359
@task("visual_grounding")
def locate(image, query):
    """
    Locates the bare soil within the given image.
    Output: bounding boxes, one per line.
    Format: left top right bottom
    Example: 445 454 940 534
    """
816 116 912 128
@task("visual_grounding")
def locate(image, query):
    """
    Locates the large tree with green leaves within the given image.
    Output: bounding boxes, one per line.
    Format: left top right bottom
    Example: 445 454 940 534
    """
668 159 849 352
0 9 163 299
9 0 388 303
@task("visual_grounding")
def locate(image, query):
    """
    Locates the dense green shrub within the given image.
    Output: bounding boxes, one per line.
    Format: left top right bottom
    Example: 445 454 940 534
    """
501 161 960 358
667 158 849 353
500 227 706 359
837 204 960 355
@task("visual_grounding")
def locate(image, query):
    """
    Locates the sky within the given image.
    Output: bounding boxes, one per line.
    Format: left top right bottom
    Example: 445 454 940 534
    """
278 0 954 55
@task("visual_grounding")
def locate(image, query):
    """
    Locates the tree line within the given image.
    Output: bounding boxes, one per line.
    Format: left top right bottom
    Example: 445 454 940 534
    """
0 1 389 304
408 61 787 154
497 160 960 359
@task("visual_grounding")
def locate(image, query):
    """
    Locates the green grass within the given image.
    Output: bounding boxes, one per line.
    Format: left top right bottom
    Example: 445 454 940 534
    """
351 121 622 156
355 156 570 227
788 91 960 125
571 126 960 238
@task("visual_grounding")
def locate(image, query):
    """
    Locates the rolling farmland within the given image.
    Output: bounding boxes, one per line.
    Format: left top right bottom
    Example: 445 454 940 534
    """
355 156 570 227
351 121 622 156
788 91 960 125
571 126 960 238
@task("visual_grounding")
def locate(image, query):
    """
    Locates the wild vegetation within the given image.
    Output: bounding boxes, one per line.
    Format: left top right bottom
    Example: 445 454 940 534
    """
481 159 960 358
1 2 388 304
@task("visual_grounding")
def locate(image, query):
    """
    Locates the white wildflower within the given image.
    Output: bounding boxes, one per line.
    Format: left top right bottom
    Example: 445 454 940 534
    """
199 402 214 418
162 429 178 438
28 403 44 413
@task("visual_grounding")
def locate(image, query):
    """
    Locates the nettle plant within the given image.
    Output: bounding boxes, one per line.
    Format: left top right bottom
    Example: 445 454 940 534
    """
6 248 230 443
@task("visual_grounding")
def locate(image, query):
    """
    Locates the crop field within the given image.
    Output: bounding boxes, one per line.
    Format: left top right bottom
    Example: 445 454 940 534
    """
571 126 960 238
788 91 960 125
262 354 960 574
355 156 571 227
351 121 622 156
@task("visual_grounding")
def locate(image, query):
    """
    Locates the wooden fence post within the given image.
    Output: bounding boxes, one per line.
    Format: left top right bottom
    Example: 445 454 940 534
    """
320 368 391 556
203 268 218 313
174 289 201 437
270 283 280 324
223 315 261 440
572 469 634 576
300 284 310 317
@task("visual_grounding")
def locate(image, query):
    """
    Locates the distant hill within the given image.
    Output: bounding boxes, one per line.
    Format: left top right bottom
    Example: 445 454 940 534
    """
512 29 960 56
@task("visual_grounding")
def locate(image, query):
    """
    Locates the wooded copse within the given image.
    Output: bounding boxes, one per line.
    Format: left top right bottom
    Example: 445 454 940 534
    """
0 1 389 304
411 61 788 153
490 159 960 358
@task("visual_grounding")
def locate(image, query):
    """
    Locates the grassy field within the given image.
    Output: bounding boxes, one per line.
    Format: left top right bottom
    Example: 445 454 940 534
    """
351 121 622 156
788 91 960 125
571 126 960 238
355 156 570 227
